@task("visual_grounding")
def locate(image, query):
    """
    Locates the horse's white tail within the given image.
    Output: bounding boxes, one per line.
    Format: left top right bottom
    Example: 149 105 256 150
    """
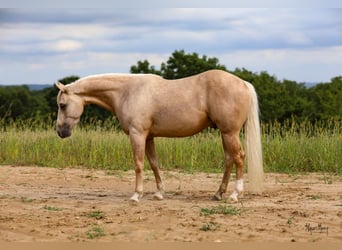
244 81 264 194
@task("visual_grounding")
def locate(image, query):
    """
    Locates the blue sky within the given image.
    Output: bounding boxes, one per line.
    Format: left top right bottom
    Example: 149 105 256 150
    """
0 7 341 85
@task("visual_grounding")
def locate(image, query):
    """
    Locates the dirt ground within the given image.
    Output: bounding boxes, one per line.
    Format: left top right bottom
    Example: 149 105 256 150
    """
0 165 341 242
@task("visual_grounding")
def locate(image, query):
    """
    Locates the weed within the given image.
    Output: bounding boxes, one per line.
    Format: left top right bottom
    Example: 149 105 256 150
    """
200 204 241 216
309 236 319 242
20 197 34 203
307 195 321 200
86 210 106 220
105 170 123 177
86 226 106 239
43 205 62 211
320 174 334 184
287 216 295 227
338 195 342 206
200 222 220 231
0 194 15 200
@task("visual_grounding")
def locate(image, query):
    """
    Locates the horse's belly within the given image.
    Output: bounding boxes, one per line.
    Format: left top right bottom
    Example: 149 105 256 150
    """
150 112 211 137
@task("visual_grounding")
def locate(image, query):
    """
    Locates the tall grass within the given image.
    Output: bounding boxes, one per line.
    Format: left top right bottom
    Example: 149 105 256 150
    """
262 119 341 173
0 118 341 174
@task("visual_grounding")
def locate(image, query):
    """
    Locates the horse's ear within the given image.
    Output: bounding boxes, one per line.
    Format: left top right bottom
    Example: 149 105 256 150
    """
55 82 68 93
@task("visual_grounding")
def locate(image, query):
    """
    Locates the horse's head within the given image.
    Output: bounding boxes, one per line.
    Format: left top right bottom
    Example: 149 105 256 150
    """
55 82 84 138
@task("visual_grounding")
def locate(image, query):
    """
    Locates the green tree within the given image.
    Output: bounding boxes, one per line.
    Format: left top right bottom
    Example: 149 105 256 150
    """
130 60 160 75
160 50 227 79
307 76 342 121
0 85 48 121
280 79 310 121
130 50 226 79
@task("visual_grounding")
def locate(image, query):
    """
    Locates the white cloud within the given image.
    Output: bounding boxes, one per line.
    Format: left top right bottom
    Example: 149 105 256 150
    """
2 0 342 8
0 8 341 85
54 40 83 52
219 46 342 82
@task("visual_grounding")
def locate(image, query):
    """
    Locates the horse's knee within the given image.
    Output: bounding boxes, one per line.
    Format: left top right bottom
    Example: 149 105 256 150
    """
233 149 245 179
135 167 143 174
233 149 245 166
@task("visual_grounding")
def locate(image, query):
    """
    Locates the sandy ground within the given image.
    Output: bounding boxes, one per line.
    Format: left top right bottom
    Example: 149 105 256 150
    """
0 165 341 242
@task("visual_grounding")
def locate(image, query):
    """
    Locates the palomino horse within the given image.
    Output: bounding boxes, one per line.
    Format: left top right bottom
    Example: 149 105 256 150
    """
56 70 263 202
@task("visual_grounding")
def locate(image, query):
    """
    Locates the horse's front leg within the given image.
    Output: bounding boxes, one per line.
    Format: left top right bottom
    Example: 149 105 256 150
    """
129 131 147 202
146 138 164 200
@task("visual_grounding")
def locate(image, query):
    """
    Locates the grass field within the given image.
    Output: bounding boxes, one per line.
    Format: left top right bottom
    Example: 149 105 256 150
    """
0 118 341 174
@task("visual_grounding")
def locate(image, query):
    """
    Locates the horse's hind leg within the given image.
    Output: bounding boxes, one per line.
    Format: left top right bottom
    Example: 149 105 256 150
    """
214 132 245 202
227 133 245 202
145 138 164 200
213 134 234 200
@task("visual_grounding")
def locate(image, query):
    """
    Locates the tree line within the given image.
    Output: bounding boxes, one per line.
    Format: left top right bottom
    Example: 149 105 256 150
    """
0 50 341 128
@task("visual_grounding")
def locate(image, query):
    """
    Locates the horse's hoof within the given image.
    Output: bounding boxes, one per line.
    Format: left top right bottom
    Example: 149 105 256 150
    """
228 193 238 203
153 191 164 200
130 192 142 203
212 194 222 201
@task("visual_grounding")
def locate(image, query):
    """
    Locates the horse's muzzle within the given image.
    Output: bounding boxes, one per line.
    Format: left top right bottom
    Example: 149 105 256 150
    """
57 124 71 138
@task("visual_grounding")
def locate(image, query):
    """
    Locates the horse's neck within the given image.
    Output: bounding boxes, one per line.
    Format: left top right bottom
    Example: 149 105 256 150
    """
72 76 126 113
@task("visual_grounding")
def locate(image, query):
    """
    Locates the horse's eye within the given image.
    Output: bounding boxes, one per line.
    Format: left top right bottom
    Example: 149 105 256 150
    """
59 103 67 110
